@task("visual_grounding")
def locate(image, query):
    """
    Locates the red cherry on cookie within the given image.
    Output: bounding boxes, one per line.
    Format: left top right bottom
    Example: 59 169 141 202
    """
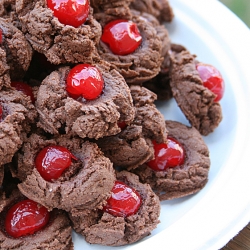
101 19 142 55
66 64 104 100
196 63 225 102
147 137 185 171
11 81 35 103
5 199 50 238
117 121 127 130
103 180 142 217
35 145 77 182
47 0 90 28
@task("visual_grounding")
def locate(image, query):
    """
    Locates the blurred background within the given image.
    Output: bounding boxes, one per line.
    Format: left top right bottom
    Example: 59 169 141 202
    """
219 0 250 27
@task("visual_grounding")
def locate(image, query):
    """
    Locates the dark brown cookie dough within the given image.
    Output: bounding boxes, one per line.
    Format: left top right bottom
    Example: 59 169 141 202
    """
91 0 133 26
97 125 154 170
133 120 210 200
0 88 37 165
0 0 21 29
96 85 167 170
0 189 73 250
169 49 223 135
130 85 167 143
0 17 33 81
36 64 135 139
16 133 116 213
0 44 11 90
97 10 163 84
16 0 102 64
130 0 174 23
70 170 160 246
143 44 186 100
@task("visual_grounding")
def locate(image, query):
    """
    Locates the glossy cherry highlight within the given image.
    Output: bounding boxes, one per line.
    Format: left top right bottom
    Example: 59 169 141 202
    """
66 64 104 100
196 63 225 102
35 145 77 181
103 181 142 217
5 199 50 238
147 137 185 171
101 19 142 55
47 0 90 28
11 81 35 103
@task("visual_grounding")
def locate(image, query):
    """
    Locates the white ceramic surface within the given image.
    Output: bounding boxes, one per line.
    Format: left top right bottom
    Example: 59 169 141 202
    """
73 0 250 249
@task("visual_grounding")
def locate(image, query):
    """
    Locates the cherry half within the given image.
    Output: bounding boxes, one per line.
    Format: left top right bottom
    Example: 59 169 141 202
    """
35 145 77 182
147 137 185 171
103 180 142 217
11 81 35 104
101 19 142 55
47 0 90 28
196 63 225 102
5 199 50 238
66 64 104 100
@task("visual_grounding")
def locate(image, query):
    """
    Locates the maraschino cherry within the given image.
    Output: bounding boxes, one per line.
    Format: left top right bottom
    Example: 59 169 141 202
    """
66 64 104 100
101 19 142 55
103 180 142 217
147 137 185 171
35 145 77 182
117 121 127 130
47 0 90 28
11 81 35 103
196 63 225 102
5 199 50 238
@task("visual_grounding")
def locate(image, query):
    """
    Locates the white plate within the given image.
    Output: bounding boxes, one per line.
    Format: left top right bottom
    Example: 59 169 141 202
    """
73 0 250 249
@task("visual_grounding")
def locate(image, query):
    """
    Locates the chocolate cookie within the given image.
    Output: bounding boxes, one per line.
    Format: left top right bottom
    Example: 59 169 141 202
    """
96 85 167 170
130 0 174 23
97 10 163 84
36 63 135 139
16 133 116 212
133 120 210 200
70 170 160 246
0 88 37 165
169 49 223 135
0 18 33 81
16 0 101 64
0 189 74 250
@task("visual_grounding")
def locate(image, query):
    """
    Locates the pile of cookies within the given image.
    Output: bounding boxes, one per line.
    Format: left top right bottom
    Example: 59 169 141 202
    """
0 0 224 248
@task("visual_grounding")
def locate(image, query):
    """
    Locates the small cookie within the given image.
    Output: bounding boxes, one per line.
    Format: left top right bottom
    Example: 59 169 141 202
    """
36 63 135 139
16 0 101 64
97 10 163 84
16 133 116 212
133 120 210 200
0 189 74 250
169 48 223 135
70 170 160 246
